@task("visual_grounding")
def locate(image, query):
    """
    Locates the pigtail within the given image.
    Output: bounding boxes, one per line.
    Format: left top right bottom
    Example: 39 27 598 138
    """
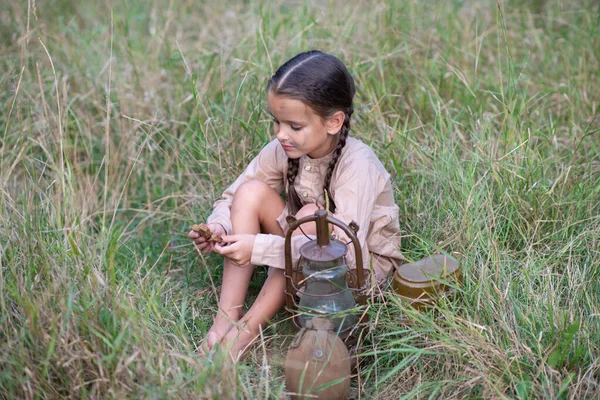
323 107 353 214
287 158 303 215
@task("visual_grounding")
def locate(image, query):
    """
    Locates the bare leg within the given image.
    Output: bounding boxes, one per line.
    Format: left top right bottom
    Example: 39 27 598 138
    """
206 180 286 349
223 204 320 361
205 257 253 348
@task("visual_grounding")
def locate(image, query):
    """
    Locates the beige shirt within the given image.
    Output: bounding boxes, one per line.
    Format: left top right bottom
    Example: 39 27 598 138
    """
207 137 405 284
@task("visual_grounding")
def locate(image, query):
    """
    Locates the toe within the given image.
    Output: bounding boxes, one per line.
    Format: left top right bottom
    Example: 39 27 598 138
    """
207 331 220 348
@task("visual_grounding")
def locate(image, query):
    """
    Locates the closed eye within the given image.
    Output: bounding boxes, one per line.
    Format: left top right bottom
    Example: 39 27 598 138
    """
271 116 301 131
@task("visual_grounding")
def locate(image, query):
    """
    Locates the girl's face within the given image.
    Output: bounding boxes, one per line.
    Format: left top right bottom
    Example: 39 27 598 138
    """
268 92 343 159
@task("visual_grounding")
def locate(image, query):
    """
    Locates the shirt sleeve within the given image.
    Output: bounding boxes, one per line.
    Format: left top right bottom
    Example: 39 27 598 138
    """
206 139 285 234
251 233 314 270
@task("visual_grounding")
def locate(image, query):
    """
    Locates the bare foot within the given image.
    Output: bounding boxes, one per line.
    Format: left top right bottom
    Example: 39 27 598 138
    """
204 309 242 351
221 322 261 362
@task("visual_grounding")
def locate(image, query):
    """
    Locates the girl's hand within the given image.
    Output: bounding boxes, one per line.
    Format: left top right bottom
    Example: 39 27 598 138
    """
214 234 256 267
188 223 226 254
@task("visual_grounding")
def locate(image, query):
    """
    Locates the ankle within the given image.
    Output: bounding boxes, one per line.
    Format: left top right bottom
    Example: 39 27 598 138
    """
235 318 263 337
216 307 242 323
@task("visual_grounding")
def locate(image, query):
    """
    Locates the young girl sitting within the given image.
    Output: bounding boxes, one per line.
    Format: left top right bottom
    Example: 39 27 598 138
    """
189 50 405 361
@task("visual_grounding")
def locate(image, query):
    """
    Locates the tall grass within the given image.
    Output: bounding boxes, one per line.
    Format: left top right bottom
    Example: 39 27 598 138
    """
1 0 599 398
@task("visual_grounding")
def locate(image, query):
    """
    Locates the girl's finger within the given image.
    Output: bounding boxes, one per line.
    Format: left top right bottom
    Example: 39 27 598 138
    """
214 242 235 255
193 237 207 245
219 235 239 244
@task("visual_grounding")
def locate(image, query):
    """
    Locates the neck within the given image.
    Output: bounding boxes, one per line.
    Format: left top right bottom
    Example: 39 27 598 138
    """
308 135 340 159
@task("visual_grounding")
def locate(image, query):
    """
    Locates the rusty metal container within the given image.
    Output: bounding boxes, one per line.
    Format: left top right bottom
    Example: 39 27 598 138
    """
392 254 460 309
285 318 351 400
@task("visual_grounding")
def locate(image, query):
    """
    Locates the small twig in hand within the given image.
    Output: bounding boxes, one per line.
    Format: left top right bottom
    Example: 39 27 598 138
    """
191 223 223 243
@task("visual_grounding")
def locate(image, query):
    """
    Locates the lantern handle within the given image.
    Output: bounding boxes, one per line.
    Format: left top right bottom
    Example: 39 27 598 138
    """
284 210 365 313
284 213 314 312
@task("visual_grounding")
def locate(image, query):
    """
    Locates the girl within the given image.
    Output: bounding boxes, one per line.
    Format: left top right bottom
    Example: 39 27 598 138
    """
189 50 405 361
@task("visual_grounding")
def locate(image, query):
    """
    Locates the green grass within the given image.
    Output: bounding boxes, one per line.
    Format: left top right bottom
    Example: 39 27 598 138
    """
1 0 599 398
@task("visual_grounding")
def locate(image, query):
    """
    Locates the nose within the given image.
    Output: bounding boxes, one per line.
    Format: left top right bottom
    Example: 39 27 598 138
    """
275 126 287 142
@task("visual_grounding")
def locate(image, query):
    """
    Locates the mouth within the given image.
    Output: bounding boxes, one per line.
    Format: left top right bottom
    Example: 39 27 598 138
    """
280 144 295 151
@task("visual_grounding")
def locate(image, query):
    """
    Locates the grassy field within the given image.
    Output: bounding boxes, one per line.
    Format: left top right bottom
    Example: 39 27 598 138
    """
1 0 599 398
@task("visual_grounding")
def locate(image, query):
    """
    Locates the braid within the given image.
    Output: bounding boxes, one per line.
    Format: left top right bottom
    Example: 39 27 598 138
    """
323 108 353 213
287 158 303 215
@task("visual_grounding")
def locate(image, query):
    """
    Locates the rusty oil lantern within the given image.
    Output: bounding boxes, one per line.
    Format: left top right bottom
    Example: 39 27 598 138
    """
283 209 366 400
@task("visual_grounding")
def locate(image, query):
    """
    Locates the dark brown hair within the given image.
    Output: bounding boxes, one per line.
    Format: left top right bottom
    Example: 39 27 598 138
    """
267 50 355 214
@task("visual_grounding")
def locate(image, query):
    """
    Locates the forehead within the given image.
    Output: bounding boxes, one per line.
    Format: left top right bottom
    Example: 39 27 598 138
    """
267 92 316 120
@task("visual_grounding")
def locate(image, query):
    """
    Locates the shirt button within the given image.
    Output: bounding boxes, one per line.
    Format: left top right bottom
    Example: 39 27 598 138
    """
304 164 311 171
302 191 308 197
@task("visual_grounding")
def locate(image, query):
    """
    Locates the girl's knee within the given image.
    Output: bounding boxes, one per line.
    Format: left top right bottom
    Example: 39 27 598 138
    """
235 180 272 196
233 180 278 206
292 204 320 236
295 203 319 219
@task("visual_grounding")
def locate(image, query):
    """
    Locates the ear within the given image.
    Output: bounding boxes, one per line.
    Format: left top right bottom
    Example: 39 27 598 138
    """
325 110 346 135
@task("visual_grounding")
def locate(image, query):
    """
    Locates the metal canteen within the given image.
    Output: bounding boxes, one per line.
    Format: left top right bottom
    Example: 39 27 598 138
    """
285 318 351 400
392 254 461 309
